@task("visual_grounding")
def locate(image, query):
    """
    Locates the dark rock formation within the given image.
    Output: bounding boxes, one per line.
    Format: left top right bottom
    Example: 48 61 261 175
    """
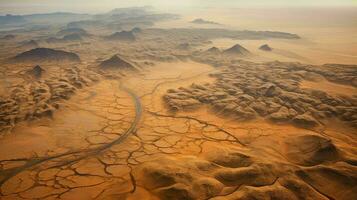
99 55 137 71
223 44 250 55
105 31 136 41
259 44 272 51
12 48 80 63
27 65 45 78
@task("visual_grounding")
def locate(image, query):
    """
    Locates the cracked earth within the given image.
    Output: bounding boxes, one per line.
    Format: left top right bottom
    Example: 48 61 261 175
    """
0 60 356 200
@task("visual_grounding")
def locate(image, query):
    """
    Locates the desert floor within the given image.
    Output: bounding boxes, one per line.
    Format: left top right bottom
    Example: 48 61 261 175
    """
0 6 356 200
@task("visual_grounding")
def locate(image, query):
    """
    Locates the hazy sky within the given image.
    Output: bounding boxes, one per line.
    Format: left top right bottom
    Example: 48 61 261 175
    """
0 0 356 14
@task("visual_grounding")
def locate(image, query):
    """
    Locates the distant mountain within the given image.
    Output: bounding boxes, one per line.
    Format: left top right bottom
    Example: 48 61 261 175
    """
0 12 91 26
223 44 250 55
99 55 137 71
0 14 26 25
106 6 152 16
190 18 220 25
45 33 82 43
24 12 91 24
19 40 39 49
12 48 80 63
105 31 136 41
57 28 89 36
2 7 178 30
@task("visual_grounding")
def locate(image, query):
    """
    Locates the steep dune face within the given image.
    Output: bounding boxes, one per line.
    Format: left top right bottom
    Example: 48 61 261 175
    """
12 48 80 63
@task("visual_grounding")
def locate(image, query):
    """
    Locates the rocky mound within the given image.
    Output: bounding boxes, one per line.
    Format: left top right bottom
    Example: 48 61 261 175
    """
12 48 80 63
105 31 136 41
99 55 137 71
206 47 221 54
223 44 250 56
259 44 272 51
57 27 89 36
27 65 45 78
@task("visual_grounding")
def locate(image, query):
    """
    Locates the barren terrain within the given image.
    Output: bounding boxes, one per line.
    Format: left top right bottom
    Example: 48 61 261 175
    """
0 6 356 200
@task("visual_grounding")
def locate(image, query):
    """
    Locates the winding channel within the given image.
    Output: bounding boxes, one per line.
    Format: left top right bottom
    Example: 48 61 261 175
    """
0 82 142 189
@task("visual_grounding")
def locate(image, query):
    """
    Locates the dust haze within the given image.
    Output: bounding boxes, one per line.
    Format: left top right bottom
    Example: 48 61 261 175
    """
0 0 356 200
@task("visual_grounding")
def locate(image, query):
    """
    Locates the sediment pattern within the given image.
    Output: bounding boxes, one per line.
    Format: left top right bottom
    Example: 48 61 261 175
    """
164 61 357 129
